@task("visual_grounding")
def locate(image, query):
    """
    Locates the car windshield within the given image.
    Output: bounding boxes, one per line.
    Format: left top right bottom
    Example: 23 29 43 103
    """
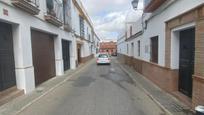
98 54 109 58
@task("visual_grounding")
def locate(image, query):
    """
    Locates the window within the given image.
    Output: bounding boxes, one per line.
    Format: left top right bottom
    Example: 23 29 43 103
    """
46 0 54 12
79 16 85 37
130 26 132 36
138 40 140 57
127 44 129 54
150 36 158 63
88 34 91 41
98 54 109 58
63 0 70 25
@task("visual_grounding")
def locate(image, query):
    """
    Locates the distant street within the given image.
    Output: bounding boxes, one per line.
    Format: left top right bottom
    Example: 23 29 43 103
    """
18 58 165 115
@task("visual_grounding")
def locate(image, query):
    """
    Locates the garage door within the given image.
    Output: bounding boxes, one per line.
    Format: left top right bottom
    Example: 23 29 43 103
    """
62 40 70 71
0 22 16 91
31 30 56 85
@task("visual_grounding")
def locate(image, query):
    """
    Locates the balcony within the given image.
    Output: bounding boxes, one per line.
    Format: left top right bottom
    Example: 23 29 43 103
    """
44 0 63 27
144 0 167 13
11 0 40 15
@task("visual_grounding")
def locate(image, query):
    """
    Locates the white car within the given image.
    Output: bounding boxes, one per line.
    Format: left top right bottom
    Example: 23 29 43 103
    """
96 53 111 65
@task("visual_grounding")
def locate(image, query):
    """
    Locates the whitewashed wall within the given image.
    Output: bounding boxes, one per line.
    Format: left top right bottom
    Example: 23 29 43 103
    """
118 18 144 60
71 0 95 58
117 35 127 55
118 0 204 67
0 0 76 94
142 0 204 66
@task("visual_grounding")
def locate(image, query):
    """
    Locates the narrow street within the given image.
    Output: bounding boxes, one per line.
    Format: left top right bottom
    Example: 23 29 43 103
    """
18 58 165 115
0 0 204 114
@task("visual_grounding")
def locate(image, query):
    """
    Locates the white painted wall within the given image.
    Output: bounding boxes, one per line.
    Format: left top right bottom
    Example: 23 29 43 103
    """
117 35 127 55
118 18 144 61
0 0 77 94
142 0 204 66
0 0 97 95
93 34 100 57
118 0 204 67
71 0 96 58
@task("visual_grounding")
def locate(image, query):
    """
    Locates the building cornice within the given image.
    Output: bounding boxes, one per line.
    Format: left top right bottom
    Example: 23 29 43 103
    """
74 33 92 43
125 31 143 42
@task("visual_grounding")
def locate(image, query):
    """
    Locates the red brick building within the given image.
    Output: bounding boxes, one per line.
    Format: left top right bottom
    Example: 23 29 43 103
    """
100 41 117 55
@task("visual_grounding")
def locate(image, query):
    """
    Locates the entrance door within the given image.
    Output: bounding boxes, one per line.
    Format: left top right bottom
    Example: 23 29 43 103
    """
31 30 56 85
62 40 70 71
179 28 195 97
77 44 81 64
0 22 16 91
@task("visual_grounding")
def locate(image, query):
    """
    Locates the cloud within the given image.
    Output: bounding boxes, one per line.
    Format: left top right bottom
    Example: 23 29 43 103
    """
81 0 144 40
82 0 132 17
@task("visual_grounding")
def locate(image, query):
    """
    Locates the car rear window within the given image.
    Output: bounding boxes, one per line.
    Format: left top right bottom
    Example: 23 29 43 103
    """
98 54 109 58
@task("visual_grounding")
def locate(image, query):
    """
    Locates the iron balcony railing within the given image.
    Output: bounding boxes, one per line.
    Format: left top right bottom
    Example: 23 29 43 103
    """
11 0 40 15
26 0 39 7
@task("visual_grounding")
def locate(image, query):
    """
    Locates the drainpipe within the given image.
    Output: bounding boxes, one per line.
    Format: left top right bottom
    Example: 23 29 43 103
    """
142 0 176 31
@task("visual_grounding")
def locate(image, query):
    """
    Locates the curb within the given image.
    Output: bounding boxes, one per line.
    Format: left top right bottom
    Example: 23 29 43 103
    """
14 59 94 115
118 62 173 115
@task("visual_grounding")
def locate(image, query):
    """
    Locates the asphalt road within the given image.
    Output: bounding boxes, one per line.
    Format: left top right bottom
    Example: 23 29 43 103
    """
18 58 165 115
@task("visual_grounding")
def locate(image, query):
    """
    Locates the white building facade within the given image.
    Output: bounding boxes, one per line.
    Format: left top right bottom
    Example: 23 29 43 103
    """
71 0 97 64
0 0 98 96
117 0 204 109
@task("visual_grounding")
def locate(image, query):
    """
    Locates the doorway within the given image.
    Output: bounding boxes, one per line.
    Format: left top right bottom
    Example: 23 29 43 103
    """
31 30 56 85
62 40 71 71
0 22 16 91
77 44 82 64
179 28 195 97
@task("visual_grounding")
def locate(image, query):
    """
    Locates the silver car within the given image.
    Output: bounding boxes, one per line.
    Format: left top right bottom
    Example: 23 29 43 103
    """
96 53 111 65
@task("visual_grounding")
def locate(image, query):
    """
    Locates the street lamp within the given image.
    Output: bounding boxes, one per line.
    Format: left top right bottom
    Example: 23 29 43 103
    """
131 0 147 30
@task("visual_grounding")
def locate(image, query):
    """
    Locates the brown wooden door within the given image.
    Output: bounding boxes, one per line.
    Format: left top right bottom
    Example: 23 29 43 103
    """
0 22 16 91
31 30 56 85
179 28 195 97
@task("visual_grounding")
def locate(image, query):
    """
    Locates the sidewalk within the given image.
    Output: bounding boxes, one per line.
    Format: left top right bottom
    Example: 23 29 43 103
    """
0 59 94 115
116 59 194 115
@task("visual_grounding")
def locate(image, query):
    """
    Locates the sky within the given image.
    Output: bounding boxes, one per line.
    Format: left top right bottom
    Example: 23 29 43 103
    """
81 0 143 41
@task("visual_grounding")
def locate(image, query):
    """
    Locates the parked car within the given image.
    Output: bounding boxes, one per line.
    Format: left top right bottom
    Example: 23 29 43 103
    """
96 53 111 65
